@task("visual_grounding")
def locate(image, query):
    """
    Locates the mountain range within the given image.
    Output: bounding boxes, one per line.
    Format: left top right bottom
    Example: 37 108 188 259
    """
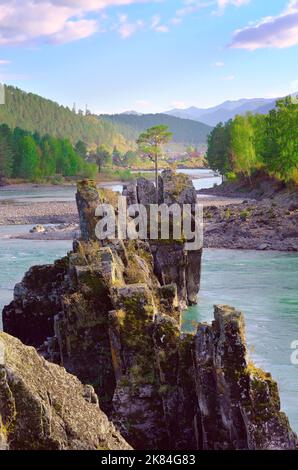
165 97 278 126
0 86 212 150
100 113 212 147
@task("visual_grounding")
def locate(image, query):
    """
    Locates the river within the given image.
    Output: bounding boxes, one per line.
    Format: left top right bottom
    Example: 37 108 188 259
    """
0 170 297 433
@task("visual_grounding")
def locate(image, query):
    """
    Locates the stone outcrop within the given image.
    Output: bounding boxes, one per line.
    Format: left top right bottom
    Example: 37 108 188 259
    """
125 170 202 306
0 332 131 450
193 306 296 450
2 175 297 450
3 260 69 348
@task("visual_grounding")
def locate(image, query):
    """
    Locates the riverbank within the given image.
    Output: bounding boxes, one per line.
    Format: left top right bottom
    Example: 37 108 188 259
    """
0 201 78 226
2 176 297 252
200 178 298 251
0 194 244 233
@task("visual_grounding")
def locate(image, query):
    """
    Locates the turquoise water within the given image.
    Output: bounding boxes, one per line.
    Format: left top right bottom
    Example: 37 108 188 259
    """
0 186 76 204
0 225 72 328
0 170 221 205
184 249 298 433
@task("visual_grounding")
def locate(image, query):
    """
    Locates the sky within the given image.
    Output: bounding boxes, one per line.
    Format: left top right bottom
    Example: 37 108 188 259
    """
0 0 298 113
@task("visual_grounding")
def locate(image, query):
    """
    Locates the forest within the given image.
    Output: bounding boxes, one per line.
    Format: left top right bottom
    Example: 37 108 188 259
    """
100 113 212 145
207 97 298 184
0 85 131 152
0 124 97 181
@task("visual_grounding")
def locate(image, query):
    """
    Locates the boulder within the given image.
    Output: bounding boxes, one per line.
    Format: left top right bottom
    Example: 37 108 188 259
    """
30 224 45 233
122 182 138 206
160 169 197 207
136 177 157 205
0 332 131 450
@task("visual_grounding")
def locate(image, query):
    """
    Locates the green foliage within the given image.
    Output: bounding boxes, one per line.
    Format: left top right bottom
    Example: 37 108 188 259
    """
137 125 173 200
0 85 131 151
206 97 298 183
93 145 112 172
19 135 41 180
0 123 98 181
0 124 13 177
137 125 173 163
101 112 212 145
240 210 250 221
207 121 232 175
231 114 258 178
75 140 87 158
262 98 298 180
226 171 237 181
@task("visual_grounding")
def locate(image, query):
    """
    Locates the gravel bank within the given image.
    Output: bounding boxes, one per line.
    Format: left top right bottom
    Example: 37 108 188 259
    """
0 201 78 226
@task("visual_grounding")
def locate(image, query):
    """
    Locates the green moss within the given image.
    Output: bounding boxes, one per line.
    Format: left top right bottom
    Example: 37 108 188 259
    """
170 173 192 198
0 416 9 439
79 270 107 296
240 210 250 221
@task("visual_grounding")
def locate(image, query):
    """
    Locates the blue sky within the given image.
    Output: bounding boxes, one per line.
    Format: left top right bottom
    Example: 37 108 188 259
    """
0 0 298 113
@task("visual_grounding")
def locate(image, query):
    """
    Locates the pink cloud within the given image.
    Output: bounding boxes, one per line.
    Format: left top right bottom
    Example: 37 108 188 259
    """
230 0 298 50
0 0 152 45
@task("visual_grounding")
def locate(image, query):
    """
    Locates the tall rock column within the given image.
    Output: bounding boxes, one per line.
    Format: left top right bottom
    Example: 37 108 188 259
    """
76 179 103 241
193 305 297 450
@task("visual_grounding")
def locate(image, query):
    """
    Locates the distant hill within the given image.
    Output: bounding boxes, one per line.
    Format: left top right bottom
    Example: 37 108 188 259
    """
0 85 131 151
166 98 277 126
120 110 143 116
100 113 212 146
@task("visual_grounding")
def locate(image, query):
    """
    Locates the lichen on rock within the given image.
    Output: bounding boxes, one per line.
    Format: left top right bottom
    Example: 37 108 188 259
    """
193 305 297 450
0 332 131 450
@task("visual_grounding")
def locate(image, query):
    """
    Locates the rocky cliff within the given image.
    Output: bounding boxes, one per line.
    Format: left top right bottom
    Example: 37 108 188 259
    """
0 332 131 450
2 173 297 450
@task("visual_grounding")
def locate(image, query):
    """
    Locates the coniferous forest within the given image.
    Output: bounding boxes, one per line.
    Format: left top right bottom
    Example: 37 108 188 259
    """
0 86 131 151
0 123 97 180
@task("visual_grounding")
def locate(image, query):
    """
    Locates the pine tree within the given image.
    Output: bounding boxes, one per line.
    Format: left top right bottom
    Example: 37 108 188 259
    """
19 135 41 180
0 124 14 178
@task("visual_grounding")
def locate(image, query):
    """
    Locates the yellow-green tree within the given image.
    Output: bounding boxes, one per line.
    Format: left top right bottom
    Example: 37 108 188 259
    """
230 114 258 179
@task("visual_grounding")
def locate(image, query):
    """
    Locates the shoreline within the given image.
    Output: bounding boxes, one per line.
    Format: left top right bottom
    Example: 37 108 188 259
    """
0 201 78 226
1 182 297 252
200 185 298 252
0 195 244 227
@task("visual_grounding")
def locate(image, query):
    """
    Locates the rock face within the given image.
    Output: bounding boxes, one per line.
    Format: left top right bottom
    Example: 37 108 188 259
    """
0 332 131 450
3 260 69 348
130 170 202 306
194 306 296 450
76 179 103 241
2 175 297 450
